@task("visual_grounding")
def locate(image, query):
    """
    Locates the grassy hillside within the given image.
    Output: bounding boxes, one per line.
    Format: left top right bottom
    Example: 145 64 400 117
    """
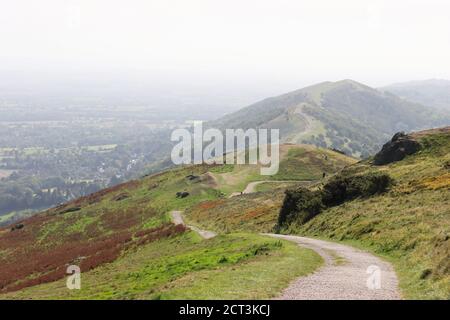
2 232 322 300
211 80 450 157
382 79 450 111
277 127 450 299
185 127 450 299
185 145 355 232
4 129 447 300
207 144 356 196
0 144 352 299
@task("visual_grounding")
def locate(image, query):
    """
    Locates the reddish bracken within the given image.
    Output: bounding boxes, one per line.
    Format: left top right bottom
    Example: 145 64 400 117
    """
0 196 186 293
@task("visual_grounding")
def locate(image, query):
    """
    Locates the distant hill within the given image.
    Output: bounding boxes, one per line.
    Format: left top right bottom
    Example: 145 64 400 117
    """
382 79 450 111
210 79 450 158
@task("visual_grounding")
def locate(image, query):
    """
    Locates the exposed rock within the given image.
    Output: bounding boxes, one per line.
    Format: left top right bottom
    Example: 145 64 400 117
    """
10 223 24 232
176 191 190 198
373 132 421 165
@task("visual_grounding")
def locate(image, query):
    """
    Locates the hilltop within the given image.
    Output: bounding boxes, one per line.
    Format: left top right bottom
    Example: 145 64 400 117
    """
211 80 449 158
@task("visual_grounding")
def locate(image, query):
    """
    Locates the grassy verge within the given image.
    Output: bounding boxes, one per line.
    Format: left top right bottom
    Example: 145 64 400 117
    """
157 234 323 299
286 187 449 299
1 233 322 300
285 232 448 299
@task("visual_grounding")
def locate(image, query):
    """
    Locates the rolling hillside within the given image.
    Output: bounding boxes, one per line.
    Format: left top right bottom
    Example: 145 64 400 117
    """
210 80 450 158
189 127 449 299
382 79 450 111
284 127 450 299
2 127 449 300
0 144 353 299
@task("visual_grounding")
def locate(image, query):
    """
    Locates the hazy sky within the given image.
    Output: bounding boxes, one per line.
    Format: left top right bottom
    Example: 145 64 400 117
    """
1 0 450 94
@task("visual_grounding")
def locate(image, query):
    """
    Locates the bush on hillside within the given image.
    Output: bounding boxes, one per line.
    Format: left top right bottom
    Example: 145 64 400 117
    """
322 172 393 206
277 172 393 228
278 188 323 226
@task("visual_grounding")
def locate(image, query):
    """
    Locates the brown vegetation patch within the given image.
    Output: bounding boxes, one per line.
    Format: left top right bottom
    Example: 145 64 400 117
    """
51 180 141 213
198 199 224 210
397 173 450 193
0 222 185 293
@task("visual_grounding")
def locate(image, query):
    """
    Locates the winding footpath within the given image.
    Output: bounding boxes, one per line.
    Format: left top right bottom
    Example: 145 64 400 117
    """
265 234 401 300
171 179 401 299
171 211 217 239
229 180 311 198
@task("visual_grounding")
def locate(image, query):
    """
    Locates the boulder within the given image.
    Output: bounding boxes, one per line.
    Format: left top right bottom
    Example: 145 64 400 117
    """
373 132 421 165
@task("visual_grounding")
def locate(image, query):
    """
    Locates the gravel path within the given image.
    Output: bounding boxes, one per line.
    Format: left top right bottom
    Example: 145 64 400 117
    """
266 234 401 300
171 211 217 239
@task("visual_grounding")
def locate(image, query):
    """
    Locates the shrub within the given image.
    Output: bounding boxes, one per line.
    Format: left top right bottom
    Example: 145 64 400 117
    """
322 172 393 206
277 172 393 228
278 188 323 226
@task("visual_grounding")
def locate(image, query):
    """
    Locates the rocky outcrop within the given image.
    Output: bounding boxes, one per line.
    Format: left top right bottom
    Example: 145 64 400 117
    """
373 132 421 165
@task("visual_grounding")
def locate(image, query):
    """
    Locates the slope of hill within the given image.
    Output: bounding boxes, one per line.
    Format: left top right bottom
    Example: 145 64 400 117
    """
186 127 450 299
382 79 450 111
210 80 449 158
0 144 353 299
3 127 448 300
274 127 450 299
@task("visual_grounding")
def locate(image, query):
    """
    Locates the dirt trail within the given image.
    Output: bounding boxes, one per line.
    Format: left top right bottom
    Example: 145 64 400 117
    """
171 211 217 239
229 180 311 197
265 234 401 300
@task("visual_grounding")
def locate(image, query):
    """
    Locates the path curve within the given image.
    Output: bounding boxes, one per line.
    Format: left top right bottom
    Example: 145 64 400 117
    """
265 234 401 300
171 211 217 239
229 180 311 198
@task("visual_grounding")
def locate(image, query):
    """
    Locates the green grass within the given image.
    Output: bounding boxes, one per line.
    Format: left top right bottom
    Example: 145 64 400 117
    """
211 166 261 196
2 233 322 300
0 143 359 299
0 212 15 225
254 181 307 193
159 235 323 299
186 190 286 234
208 164 235 174
281 131 450 299
288 189 449 299
208 145 355 195
269 146 356 181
